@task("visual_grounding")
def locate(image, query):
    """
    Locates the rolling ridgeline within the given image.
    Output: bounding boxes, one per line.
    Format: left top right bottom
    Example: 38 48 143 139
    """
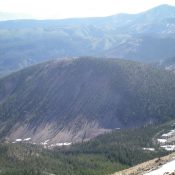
0 4 175 76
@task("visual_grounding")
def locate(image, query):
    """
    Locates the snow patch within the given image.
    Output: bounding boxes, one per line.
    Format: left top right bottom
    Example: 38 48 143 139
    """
142 148 155 151
15 139 22 142
23 138 31 141
161 145 175 151
162 130 175 138
157 139 167 143
144 159 175 175
49 142 72 147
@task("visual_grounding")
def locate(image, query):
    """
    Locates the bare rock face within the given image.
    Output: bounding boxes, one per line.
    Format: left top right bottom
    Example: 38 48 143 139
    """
112 152 175 175
7 117 110 144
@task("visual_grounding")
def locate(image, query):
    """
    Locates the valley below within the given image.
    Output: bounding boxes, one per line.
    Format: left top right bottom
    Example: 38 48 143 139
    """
0 121 174 175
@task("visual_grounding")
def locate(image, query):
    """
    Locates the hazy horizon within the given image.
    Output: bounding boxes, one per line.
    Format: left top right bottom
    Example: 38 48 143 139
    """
0 0 175 20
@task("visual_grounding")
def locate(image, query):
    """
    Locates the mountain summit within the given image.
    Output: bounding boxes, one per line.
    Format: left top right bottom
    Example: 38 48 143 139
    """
138 4 175 21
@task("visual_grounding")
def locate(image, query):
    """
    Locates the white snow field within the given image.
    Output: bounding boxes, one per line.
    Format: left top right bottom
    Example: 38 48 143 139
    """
144 159 175 175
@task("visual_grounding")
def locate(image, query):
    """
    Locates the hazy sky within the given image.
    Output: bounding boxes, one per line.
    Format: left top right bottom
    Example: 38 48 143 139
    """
0 0 175 19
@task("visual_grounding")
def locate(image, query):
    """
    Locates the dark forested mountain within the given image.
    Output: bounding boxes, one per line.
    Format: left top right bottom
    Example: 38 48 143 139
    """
0 57 175 144
0 4 175 76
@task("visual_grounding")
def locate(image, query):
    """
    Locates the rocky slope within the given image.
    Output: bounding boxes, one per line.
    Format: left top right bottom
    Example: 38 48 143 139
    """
113 153 175 175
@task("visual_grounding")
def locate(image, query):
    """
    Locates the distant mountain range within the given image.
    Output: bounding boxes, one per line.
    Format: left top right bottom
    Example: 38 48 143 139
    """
0 4 175 76
0 58 175 143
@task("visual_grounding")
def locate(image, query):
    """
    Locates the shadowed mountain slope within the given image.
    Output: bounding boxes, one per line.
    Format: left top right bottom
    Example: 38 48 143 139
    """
0 58 175 143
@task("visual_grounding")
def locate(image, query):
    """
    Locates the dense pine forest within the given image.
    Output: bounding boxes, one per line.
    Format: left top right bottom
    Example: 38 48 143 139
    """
0 122 172 175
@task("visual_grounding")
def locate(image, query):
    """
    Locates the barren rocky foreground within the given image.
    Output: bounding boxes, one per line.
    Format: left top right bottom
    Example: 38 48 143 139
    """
112 153 175 175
